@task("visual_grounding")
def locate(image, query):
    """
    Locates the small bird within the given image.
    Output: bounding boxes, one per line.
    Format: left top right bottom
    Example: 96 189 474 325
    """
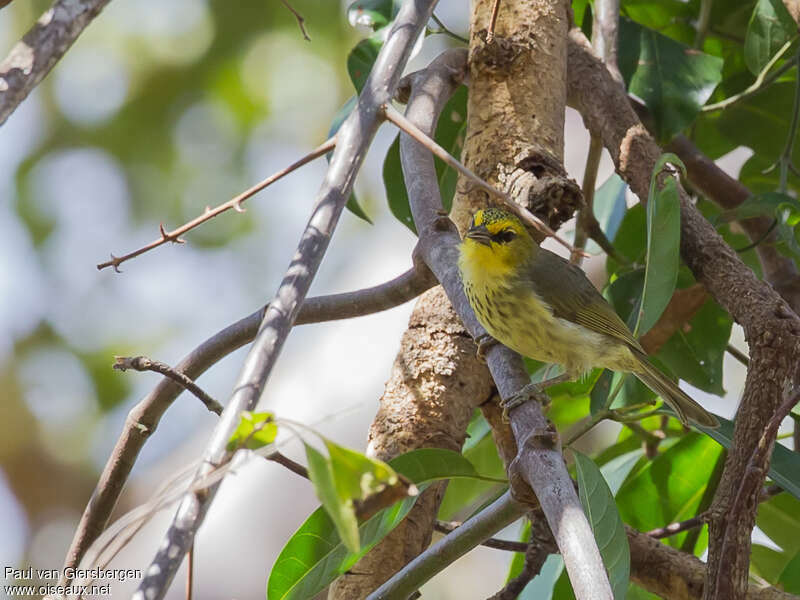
458 207 719 428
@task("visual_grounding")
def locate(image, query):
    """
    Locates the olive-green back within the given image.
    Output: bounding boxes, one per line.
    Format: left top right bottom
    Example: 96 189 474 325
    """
516 248 645 353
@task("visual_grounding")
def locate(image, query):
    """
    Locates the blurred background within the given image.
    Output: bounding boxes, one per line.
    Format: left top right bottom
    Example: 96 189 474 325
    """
0 1 754 598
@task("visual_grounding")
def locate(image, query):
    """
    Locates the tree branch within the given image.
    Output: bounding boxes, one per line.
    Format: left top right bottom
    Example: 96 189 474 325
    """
133 2 439 592
58 263 433 586
566 29 800 600
367 492 527 599
0 0 112 126
397 47 612 600
96 137 335 271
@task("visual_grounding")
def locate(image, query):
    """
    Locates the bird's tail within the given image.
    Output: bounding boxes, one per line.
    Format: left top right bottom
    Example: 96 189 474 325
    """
633 355 719 428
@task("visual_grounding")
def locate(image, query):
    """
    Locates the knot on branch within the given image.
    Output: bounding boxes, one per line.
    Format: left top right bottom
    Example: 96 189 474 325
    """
502 152 582 232
472 30 529 71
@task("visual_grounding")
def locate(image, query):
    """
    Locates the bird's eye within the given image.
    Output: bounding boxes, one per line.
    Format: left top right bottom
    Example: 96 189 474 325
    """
493 229 517 244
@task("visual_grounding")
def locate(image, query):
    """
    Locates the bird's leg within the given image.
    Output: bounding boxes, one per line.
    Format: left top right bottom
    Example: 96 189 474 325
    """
474 333 498 363
501 372 574 421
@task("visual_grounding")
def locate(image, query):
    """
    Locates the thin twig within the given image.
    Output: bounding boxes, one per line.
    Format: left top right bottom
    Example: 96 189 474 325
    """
702 42 796 113
779 50 800 193
280 0 310 41
266 451 309 479
486 0 501 43
726 343 750 367
135 3 439 597
186 543 194 600
58 264 433 587
592 0 623 84
382 104 587 258
488 537 553 600
429 13 468 44
113 356 223 415
572 135 604 264
434 521 530 553
0 0 112 126
368 493 527 599
97 137 335 271
694 0 713 48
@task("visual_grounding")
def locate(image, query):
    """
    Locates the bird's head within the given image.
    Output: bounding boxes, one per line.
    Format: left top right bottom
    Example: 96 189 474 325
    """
460 207 536 278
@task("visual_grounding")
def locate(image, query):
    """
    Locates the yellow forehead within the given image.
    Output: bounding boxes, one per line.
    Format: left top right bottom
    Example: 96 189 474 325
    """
472 208 523 232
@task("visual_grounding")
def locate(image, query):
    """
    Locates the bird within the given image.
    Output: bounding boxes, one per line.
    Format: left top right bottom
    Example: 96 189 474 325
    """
457 206 719 428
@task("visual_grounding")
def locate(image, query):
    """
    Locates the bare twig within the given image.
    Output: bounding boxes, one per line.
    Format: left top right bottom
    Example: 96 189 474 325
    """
486 0 501 43
394 48 612 600
434 520 530 553
429 13 468 44
646 514 707 539
367 492 526 599
280 0 310 41
726 344 750 367
186 543 194 600
113 356 223 415
135 3 439 597
488 537 554 600
694 0 713 48
382 104 587 258
59 263 433 586
265 451 308 479
0 0 112 126
572 135 603 264
97 137 335 271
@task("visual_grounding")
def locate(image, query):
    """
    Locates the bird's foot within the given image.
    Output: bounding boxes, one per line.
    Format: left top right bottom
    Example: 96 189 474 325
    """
474 333 498 364
501 382 551 422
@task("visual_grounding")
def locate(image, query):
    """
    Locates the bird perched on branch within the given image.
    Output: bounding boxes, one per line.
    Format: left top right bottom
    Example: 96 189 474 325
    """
458 207 719 428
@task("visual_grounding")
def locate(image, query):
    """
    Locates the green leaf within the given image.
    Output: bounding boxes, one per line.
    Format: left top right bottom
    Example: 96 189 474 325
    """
327 96 372 224
388 447 506 485
346 0 400 30
574 451 631 600
697 415 800 500
600 449 645 496
751 544 791 583
655 299 732 395
586 174 628 255
324 439 400 506
463 409 492 453
439 434 507 520
226 411 277 451
744 0 797 74
382 86 468 233
267 490 420 600
636 153 684 337
618 18 723 140
616 433 723 548
779 550 800 593
519 554 566 599
590 369 616 415
304 442 361 552
757 493 800 555
347 35 383 93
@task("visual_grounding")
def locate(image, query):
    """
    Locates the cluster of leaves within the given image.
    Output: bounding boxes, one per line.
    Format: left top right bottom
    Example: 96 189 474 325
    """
259 1 800 598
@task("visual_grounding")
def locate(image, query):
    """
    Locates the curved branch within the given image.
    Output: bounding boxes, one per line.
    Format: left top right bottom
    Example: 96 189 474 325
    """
58 264 433 586
397 48 612 600
0 0 111 126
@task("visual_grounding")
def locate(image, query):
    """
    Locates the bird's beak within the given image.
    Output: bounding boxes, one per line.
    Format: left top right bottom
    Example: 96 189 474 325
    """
465 224 492 247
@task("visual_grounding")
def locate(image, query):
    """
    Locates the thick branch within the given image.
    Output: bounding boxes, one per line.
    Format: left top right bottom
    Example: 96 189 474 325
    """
567 29 800 600
0 0 111 126
398 47 611 600
59 264 433 585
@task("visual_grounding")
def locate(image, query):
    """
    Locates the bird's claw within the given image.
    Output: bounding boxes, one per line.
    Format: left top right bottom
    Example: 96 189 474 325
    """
501 382 550 422
475 333 498 363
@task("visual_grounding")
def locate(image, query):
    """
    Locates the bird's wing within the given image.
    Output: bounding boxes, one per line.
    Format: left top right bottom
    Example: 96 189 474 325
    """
521 248 645 352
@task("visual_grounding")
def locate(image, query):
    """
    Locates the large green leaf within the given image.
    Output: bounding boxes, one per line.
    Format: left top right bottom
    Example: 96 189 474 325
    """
574 451 631 599
744 0 797 74
388 447 506 485
616 433 723 548
618 18 723 140
600 449 646 496
519 554 566 599
327 96 372 223
751 543 791 584
779 551 800 593
347 35 382 93
655 299 732 395
757 493 800 555
382 85 468 233
586 174 628 255
635 154 684 337
267 490 420 600
697 416 800 500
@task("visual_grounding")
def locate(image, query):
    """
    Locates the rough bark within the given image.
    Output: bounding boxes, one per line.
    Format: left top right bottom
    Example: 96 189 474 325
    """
452 0 580 234
328 287 492 599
